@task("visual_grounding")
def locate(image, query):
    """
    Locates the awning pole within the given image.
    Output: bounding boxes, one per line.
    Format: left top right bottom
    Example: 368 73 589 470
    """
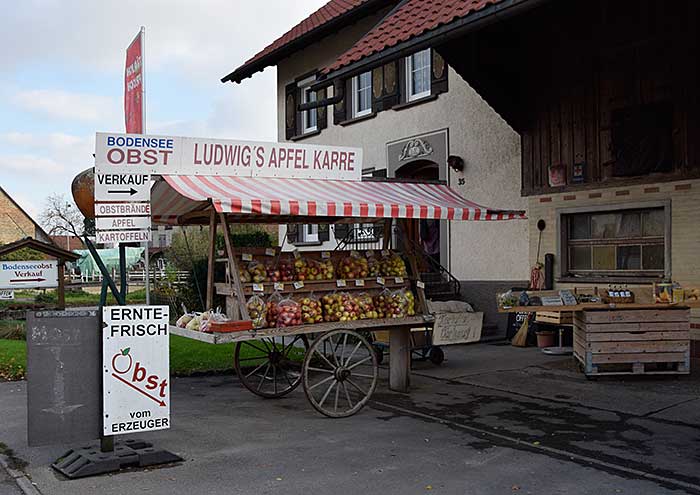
219 213 250 321
206 210 217 310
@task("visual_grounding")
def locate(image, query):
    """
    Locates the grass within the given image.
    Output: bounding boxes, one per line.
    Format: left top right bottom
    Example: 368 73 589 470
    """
0 320 24 340
0 288 147 309
0 339 26 381
0 333 304 381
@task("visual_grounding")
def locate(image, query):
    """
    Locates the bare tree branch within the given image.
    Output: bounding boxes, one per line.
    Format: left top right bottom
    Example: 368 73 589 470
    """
39 194 85 239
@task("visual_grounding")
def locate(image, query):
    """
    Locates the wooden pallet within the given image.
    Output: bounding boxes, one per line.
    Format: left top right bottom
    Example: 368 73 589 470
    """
573 309 690 376
536 311 573 325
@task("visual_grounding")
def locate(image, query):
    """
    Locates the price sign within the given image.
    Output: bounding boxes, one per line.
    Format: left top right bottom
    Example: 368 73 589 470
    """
394 277 404 284
252 283 264 292
293 281 304 289
265 248 275 257
336 279 347 288
293 249 301 259
416 280 425 289
376 277 385 286
241 253 253 262
354 279 365 287
382 250 390 257
321 251 331 259
273 282 284 291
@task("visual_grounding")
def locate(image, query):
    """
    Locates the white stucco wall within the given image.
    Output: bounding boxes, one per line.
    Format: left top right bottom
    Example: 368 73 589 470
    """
273 24 529 281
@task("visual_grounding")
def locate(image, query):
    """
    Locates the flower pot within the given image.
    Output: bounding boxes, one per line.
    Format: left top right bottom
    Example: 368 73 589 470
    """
536 330 556 348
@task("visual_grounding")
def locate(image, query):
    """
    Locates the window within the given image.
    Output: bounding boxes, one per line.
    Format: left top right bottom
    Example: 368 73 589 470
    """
302 86 317 133
298 224 319 244
352 71 372 117
406 49 431 101
561 206 668 280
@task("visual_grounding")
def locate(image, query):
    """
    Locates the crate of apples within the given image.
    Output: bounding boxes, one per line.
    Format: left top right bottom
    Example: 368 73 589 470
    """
380 252 408 277
337 254 369 279
317 259 335 280
374 289 407 319
276 299 302 327
322 293 360 322
299 295 323 324
356 293 378 319
404 289 416 316
247 262 268 283
247 295 268 329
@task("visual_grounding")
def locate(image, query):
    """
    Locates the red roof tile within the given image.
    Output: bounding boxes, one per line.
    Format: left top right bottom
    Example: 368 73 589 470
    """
323 0 506 74
223 0 379 83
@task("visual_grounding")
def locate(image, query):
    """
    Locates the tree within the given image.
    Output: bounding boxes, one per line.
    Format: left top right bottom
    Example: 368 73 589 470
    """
39 193 86 238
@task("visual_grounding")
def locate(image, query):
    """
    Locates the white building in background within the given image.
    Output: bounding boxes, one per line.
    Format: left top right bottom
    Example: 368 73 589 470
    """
222 0 529 334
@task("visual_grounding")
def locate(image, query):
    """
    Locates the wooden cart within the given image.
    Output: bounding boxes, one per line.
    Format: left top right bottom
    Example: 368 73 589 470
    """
170 211 434 417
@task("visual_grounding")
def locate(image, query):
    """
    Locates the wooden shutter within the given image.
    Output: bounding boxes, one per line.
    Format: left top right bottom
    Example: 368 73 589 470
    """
317 86 328 130
333 79 348 125
318 224 330 242
286 224 299 244
398 56 407 104
285 82 298 140
381 61 400 110
371 66 384 111
431 49 448 96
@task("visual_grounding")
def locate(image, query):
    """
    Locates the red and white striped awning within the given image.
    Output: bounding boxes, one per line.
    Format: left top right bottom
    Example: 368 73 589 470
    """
152 175 525 224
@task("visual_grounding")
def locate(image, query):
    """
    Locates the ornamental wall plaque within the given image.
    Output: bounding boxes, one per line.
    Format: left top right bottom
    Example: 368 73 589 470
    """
433 51 446 80
398 138 434 162
373 68 383 99
384 63 396 93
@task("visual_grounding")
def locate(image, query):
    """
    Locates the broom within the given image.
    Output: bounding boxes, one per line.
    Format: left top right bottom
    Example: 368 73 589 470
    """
511 317 530 347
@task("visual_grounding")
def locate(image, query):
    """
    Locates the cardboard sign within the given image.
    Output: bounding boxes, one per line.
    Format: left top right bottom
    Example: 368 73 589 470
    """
102 305 170 435
432 312 484 346
95 132 363 181
0 260 58 289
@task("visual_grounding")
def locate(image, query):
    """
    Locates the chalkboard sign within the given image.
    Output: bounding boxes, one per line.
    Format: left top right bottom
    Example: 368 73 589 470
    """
432 312 483 345
27 310 101 446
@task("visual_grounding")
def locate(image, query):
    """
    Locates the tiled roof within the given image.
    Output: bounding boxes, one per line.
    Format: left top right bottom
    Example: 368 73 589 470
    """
222 0 381 83
323 0 506 74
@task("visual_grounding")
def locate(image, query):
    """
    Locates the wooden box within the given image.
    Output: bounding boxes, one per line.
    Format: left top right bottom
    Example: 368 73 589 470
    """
574 309 690 376
535 311 573 326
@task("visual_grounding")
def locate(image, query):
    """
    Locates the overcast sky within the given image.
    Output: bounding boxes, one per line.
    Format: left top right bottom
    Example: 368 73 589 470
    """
0 0 326 220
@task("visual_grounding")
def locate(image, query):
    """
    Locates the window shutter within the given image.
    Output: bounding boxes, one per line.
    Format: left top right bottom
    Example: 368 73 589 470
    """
431 49 448 96
285 82 298 140
398 56 407 104
318 224 330 242
333 79 347 125
333 224 350 243
317 86 328 130
371 66 384 111
286 224 299 244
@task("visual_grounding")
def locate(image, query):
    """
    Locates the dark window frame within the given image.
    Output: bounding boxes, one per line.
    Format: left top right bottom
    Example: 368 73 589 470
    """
556 201 671 283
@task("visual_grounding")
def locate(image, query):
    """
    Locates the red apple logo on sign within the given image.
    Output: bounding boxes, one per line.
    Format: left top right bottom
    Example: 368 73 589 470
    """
109 348 168 407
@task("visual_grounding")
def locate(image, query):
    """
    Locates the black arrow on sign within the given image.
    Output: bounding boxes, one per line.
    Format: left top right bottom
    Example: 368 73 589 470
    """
107 188 138 196
10 278 46 283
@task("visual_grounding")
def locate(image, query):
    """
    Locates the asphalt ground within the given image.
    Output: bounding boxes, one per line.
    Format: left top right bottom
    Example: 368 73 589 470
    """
1 343 699 495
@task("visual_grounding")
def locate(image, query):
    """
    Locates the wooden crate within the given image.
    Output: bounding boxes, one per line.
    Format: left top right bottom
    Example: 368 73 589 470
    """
573 309 690 376
535 311 573 325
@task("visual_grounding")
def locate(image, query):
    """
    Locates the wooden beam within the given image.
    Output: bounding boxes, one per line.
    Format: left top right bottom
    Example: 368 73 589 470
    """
382 219 392 250
389 328 411 392
57 261 65 310
218 212 250 321
206 210 217 309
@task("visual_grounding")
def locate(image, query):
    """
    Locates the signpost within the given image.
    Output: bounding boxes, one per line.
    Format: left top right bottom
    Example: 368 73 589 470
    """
0 260 59 289
102 305 170 435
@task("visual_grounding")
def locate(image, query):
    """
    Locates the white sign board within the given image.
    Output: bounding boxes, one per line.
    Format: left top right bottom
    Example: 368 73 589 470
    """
95 202 152 217
103 305 170 435
95 132 363 181
96 229 152 244
0 260 58 289
432 312 484 346
94 173 150 201
0 289 14 300
96 216 151 231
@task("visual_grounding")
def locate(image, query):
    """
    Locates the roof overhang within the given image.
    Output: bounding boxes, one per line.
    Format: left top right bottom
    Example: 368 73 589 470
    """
0 237 80 262
317 0 548 84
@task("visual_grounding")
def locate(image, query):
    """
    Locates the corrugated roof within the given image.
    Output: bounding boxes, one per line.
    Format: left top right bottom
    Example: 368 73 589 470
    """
222 0 386 83
323 0 506 74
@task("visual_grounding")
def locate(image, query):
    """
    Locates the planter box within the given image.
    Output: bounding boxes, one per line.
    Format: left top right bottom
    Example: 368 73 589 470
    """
535 311 573 326
574 309 690 376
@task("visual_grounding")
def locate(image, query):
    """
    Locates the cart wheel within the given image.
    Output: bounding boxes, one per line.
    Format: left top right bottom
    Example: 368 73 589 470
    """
234 334 309 398
428 346 445 365
302 329 378 418
372 344 384 365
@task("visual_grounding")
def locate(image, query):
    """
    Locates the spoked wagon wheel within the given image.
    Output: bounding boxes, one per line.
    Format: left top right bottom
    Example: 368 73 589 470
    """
234 334 309 398
302 329 378 418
